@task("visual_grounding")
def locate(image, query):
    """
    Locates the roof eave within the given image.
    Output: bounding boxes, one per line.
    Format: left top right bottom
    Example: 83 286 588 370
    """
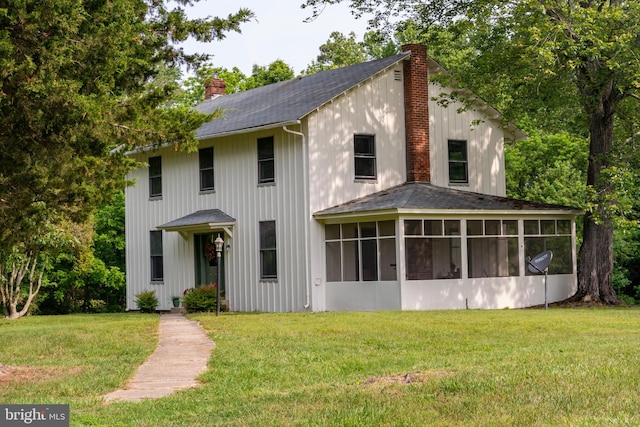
314 207 582 221
196 120 302 141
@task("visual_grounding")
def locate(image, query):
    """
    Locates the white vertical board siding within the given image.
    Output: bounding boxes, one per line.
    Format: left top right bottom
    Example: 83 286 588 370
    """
214 129 307 312
306 66 406 311
307 65 406 214
125 149 201 311
125 128 308 312
428 82 506 197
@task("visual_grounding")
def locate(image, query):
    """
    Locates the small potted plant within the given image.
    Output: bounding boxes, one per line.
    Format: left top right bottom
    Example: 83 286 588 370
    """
171 296 181 308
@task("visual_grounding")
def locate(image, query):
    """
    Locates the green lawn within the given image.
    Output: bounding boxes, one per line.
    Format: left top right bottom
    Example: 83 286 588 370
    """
1 310 639 426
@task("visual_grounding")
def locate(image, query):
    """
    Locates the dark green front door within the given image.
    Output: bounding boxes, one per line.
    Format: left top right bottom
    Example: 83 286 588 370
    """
194 233 225 297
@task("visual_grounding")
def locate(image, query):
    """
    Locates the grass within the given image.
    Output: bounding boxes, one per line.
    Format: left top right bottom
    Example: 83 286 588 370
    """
0 314 158 406
1 310 640 426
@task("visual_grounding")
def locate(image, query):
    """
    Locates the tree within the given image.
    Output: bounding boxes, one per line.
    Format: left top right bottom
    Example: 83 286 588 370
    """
182 65 251 105
305 31 368 74
246 60 296 88
183 59 295 105
505 132 589 203
37 191 127 314
303 0 640 304
0 0 253 318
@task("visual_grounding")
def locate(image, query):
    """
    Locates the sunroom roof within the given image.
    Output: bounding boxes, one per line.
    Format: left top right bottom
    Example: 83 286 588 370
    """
314 182 581 218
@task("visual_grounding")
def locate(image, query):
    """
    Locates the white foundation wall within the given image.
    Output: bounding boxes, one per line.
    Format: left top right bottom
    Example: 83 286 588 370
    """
400 275 577 310
319 276 576 312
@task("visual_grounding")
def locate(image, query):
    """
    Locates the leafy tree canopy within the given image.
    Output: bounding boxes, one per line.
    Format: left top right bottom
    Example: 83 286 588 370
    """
302 0 640 304
0 0 253 317
305 31 368 74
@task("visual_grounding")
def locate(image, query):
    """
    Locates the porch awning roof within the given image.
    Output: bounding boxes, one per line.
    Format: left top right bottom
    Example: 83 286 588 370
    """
314 182 582 220
157 209 236 238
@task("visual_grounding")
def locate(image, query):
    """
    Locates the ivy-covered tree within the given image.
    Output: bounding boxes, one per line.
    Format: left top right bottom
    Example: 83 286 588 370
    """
0 0 253 318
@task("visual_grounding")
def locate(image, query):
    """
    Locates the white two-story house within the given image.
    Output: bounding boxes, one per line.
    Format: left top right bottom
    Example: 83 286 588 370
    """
124 44 580 312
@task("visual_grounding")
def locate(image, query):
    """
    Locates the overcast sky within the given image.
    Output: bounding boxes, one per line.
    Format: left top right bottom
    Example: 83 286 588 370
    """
181 0 370 75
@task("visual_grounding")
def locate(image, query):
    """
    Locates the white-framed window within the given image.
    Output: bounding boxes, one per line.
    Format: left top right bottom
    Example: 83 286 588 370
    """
524 219 573 275
405 219 461 280
467 219 519 278
325 221 396 282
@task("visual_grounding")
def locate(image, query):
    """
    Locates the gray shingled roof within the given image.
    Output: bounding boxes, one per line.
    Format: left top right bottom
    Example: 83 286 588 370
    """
195 53 408 139
314 182 581 217
158 209 236 230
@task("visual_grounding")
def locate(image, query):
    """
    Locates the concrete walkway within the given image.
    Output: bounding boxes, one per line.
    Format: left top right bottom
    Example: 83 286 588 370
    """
104 313 215 403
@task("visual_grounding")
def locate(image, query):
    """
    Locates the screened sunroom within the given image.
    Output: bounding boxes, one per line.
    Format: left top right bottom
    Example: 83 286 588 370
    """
314 182 580 311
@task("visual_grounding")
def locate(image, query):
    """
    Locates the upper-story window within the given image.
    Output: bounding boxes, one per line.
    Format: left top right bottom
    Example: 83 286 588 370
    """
258 136 275 184
199 147 215 191
448 140 468 184
149 156 162 198
354 134 376 180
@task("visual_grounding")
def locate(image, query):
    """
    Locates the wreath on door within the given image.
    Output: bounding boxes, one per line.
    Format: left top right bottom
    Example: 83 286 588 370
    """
204 241 217 262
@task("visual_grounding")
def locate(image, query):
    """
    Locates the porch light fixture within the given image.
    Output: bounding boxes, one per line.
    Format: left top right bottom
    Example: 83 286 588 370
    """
215 234 224 316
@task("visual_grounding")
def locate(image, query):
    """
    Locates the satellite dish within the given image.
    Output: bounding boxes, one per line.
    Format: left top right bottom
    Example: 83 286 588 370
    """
527 250 553 274
526 250 553 310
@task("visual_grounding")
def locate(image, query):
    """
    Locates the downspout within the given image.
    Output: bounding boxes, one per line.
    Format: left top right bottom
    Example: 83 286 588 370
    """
282 123 312 310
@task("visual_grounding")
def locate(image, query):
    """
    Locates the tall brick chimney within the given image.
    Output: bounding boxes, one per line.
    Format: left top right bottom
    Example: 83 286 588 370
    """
402 43 430 182
204 76 226 100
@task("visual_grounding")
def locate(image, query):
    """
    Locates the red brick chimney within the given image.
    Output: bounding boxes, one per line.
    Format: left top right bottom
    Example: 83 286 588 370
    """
204 76 226 99
402 43 430 182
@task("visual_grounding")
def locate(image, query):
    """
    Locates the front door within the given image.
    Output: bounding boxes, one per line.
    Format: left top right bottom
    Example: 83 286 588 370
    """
194 233 225 297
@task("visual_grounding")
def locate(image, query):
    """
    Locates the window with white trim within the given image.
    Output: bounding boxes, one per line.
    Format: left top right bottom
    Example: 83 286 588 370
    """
524 219 573 275
467 219 519 278
405 220 461 280
325 221 396 282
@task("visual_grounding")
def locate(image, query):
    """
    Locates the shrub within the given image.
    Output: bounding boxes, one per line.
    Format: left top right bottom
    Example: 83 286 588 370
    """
135 290 158 313
182 285 227 313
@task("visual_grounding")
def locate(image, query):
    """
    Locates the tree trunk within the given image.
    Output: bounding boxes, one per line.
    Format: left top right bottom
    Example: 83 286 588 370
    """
1 254 45 319
576 214 618 303
574 79 621 304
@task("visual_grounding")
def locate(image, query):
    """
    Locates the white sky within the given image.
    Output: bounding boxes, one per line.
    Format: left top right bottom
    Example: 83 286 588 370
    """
181 0 370 75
